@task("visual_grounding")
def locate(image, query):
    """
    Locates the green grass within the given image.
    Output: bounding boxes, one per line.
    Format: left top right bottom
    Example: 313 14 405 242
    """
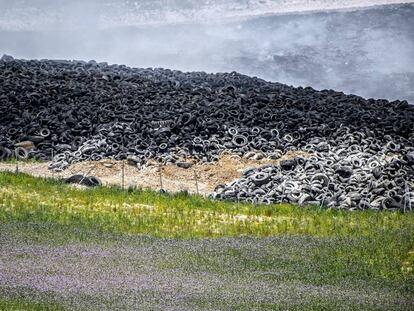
0 171 413 239
1 171 414 310
1 221 413 310
0 297 64 310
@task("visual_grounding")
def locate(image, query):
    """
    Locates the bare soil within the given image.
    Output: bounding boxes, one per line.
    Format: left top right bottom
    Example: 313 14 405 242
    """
0 151 312 194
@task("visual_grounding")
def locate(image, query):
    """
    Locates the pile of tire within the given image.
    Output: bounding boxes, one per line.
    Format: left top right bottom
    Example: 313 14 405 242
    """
1 55 413 210
212 148 414 210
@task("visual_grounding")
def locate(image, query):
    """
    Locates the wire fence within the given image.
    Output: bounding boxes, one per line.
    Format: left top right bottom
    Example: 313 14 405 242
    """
1 148 414 211
1 149 204 195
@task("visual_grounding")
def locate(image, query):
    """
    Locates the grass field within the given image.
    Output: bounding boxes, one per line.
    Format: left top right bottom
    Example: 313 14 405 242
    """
0 171 413 310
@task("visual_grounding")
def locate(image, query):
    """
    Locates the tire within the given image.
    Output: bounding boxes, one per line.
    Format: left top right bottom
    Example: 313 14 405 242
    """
15 147 29 160
86 176 102 187
64 175 84 184
0 147 12 160
251 172 270 186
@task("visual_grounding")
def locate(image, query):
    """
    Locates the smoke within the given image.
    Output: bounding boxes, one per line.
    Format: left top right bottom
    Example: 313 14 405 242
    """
0 0 413 102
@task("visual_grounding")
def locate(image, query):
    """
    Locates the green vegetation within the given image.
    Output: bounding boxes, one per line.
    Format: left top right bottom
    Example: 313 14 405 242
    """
0 171 413 310
0 297 64 311
1 221 413 310
0 171 413 239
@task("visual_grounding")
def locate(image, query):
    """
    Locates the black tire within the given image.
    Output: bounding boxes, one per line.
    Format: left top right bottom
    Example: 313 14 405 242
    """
86 176 102 187
15 147 29 160
64 175 85 184
0 147 12 160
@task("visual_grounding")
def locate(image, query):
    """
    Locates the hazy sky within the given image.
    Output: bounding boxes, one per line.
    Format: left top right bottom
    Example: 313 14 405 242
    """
0 0 413 31
0 0 413 102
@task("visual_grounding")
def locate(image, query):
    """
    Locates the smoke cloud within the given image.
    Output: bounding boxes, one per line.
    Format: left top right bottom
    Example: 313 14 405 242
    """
0 0 413 102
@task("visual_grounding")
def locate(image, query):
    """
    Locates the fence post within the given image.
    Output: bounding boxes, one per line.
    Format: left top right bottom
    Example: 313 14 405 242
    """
122 160 125 190
122 131 126 191
159 164 163 192
51 149 54 179
320 195 325 209
194 168 199 195
15 149 18 174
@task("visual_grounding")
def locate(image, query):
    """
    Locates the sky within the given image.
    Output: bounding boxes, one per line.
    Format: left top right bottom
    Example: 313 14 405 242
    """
0 0 413 102
0 0 413 30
